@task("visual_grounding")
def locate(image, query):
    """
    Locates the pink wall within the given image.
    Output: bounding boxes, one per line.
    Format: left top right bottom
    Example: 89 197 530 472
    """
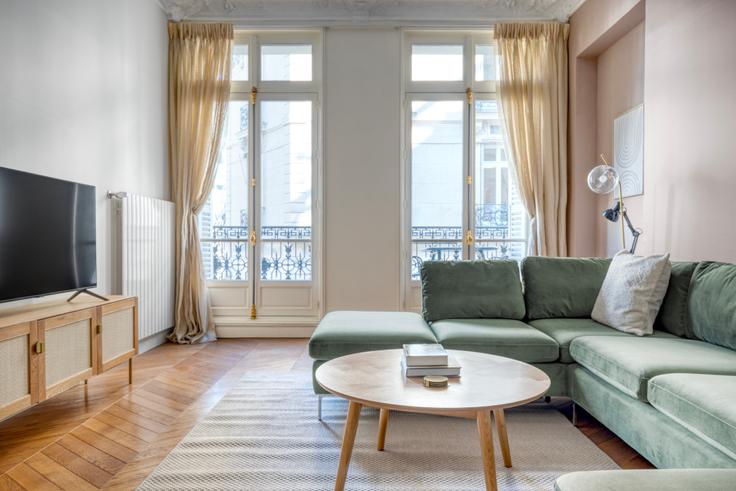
640 0 736 261
569 0 736 261
568 0 644 256
595 23 645 257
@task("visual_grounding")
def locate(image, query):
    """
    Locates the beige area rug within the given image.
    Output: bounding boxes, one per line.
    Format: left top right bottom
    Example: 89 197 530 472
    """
139 375 618 490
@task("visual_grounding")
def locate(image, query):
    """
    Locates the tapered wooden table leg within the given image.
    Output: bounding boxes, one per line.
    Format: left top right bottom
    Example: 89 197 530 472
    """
493 408 512 468
335 401 362 491
477 410 498 491
377 408 389 451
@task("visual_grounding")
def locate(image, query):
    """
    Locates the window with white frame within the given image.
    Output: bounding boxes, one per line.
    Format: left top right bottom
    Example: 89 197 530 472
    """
402 31 527 287
199 30 322 320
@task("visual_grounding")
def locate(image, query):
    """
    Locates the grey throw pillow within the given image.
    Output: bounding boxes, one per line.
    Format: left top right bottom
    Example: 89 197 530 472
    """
592 251 672 336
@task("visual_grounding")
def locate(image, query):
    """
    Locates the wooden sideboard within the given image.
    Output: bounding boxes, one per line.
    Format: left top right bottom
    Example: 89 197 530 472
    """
0 295 138 421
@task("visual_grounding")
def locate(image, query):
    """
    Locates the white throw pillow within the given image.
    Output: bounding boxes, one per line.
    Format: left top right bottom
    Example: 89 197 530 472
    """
592 251 672 336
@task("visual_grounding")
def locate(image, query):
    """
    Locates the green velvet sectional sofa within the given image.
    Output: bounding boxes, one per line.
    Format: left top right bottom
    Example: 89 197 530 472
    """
308 257 736 471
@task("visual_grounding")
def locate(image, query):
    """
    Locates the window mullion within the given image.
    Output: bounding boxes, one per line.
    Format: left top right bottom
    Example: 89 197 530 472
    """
465 42 475 262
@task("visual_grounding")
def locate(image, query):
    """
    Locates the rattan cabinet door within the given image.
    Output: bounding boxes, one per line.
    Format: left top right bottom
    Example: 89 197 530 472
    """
99 298 138 372
0 322 38 420
38 308 97 400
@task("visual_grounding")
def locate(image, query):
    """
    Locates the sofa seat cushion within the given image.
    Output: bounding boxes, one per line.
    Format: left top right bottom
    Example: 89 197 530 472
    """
309 311 436 360
569 336 736 401
649 374 736 459
430 319 558 362
529 318 676 363
555 469 736 491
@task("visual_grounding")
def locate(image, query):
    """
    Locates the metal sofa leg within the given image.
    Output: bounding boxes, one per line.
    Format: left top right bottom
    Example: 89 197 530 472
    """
572 402 578 426
318 395 323 421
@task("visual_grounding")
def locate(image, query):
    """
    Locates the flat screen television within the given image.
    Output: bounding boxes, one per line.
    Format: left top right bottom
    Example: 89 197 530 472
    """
0 167 97 303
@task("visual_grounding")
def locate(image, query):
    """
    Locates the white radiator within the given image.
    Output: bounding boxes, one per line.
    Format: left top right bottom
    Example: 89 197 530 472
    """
116 193 175 342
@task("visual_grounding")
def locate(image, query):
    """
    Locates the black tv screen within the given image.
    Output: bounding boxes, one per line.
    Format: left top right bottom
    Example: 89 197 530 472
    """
0 167 97 303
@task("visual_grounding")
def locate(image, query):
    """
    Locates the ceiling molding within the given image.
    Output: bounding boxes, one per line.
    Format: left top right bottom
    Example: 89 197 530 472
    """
159 0 585 24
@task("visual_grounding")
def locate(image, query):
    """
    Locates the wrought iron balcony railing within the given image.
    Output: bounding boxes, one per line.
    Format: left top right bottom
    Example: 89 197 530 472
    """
201 225 312 281
409 204 526 280
409 236 526 280
200 205 524 281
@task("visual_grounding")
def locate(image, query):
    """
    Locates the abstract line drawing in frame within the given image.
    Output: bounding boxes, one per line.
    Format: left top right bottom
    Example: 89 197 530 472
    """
614 104 644 198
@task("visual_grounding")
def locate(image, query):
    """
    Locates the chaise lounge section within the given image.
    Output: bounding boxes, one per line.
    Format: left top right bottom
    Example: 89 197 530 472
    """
308 257 736 470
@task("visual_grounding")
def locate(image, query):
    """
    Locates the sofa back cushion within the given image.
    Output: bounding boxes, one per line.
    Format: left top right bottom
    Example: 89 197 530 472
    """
522 256 610 319
655 261 699 337
420 260 525 322
688 261 736 350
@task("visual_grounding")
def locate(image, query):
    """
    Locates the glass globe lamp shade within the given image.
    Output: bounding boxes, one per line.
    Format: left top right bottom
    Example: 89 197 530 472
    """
587 165 619 195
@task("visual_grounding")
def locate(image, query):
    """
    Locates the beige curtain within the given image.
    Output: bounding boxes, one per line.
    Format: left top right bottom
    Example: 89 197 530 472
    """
168 22 232 344
495 23 569 257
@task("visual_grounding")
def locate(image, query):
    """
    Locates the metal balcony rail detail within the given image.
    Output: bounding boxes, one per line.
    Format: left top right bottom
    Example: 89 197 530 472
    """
201 225 312 281
201 205 523 281
410 204 525 280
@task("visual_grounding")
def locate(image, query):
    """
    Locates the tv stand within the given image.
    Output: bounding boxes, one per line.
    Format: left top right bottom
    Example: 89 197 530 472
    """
67 288 109 302
0 295 138 421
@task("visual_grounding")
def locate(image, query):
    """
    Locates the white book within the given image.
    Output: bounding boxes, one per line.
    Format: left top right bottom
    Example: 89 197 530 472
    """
402 343 448 366
402 355 461 377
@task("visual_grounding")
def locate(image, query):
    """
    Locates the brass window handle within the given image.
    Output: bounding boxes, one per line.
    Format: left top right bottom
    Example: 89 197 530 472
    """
35 341 44 354
249 230 257 246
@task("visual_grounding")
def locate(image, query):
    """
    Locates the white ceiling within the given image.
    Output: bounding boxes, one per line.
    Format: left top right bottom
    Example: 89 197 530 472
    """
158 0 585 25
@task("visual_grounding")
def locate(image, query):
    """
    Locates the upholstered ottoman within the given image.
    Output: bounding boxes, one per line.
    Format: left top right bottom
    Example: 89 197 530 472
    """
309 311 437 410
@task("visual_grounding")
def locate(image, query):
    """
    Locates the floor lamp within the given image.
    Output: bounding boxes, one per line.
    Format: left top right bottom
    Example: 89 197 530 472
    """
587 155 642 254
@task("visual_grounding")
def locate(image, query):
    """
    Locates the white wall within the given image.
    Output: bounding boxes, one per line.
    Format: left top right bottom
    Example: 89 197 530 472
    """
0 0 169 310
324 28 402 311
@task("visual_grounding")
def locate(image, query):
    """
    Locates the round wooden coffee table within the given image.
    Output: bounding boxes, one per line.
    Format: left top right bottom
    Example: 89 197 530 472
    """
316 349 551 491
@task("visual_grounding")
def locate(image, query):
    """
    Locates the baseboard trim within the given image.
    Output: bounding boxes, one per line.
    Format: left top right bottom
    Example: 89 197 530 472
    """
212 315 318 338
215 325 315 338
138 329 172 353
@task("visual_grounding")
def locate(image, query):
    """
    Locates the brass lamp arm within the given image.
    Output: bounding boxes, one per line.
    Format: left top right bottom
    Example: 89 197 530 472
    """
600 154 627 250
621 209 642 254
616 179 626 250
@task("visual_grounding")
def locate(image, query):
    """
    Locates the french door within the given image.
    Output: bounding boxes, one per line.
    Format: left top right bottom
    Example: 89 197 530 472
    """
403 93 527 309
200 31 322 327
402 30 527 310
253 95 319 317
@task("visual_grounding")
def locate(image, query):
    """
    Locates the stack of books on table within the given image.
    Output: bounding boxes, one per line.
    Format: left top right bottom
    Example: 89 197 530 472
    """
401 344 461 377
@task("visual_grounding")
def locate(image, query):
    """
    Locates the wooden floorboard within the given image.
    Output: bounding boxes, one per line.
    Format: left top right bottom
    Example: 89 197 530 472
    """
5 464 59 491
0 338 653 489
56 435 125 475
70 427 138 464
25 453 98 491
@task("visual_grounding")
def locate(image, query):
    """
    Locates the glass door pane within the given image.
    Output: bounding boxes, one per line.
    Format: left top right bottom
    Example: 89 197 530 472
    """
261 45 313 81
259 100 312 281
474 44 498 81
411 45 464 81
199 100 249 280
231 44 249 81
410 100 465 280
473 99 526 260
